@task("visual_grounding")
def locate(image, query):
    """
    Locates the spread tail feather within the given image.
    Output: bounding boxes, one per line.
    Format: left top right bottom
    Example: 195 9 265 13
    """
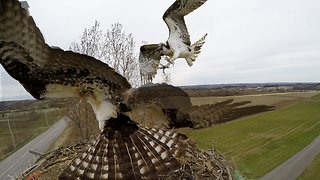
59 114 189 179
186 33 208 66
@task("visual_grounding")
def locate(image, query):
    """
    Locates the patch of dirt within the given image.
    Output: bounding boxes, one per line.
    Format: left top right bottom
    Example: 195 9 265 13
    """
271 100 297 109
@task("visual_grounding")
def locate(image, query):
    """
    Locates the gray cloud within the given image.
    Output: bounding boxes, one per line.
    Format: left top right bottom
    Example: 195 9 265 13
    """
1 0 320 100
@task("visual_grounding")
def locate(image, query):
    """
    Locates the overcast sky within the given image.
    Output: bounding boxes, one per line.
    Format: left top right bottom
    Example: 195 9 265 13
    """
1 0 320 100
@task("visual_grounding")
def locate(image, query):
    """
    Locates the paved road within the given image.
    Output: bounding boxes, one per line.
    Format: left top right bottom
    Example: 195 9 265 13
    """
260 134 320 180
0 118 68 179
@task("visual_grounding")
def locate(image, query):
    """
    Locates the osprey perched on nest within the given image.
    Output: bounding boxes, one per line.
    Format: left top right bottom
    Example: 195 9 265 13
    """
139 0 208 84
0 0 189 179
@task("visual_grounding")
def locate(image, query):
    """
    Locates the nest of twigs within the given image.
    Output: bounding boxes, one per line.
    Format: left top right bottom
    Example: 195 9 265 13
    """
18 142 233 180
17 142 90 180
164 145 233 180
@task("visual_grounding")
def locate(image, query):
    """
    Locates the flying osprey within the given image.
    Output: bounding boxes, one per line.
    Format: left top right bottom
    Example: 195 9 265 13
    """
139 0 208 84
0 0 189 179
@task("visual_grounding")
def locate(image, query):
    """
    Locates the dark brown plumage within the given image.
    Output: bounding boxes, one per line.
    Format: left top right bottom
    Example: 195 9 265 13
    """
0 1 189 179
60 114 188 179
128 85 274 129
138 44 165 84
128 84 192 109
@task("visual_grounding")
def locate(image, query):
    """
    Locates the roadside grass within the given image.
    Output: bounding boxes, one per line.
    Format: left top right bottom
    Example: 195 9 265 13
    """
0 109 63 161
181 93 320 178
298 154 320 180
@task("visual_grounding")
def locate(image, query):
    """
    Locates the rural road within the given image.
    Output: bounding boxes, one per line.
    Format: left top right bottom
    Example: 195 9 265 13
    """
260 134 320 180
0 117 68 179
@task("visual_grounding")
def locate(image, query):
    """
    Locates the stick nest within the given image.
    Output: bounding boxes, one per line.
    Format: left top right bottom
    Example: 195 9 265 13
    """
18 142 233 180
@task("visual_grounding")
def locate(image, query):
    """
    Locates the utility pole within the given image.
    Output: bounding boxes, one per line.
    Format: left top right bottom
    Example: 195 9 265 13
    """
7 115 16 149
44 111 49 128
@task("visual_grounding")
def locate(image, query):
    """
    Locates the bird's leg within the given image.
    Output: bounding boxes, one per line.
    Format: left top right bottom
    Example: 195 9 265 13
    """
159 63 171 69
164 56 172 64
166 51 179 65
158 63 170 74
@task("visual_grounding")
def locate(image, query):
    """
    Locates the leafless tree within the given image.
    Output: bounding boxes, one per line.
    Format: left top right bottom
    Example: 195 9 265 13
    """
103 23 140 86
70 21 103 59
70 21 140 87
64 99 99 140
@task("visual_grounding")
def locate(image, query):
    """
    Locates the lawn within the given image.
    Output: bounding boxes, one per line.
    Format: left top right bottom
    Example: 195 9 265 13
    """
181 92 320 178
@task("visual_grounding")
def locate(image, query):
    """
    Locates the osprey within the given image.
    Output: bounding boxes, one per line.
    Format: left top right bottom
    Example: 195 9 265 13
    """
0 0 189 179
139 0 208 84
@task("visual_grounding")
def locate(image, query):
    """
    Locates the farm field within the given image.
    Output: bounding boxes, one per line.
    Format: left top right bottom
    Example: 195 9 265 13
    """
1 91 319 178
0 108 63 160
191 91 319 108
182 92 320 178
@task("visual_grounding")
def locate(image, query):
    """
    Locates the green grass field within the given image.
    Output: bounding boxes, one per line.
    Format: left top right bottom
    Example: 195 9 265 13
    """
298 154 320 180
182 93 320 178
0 108 63 160
191 91 319 108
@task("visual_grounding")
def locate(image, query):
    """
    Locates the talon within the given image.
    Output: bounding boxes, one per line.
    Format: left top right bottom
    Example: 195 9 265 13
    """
164 56 175 65
167 58 175 65
158 63 170 73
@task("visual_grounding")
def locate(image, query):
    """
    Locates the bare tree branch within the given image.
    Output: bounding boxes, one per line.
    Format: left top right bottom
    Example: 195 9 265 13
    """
70 21 140 87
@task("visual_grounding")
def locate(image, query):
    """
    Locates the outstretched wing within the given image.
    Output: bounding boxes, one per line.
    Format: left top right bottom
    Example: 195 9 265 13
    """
0 0 131 127
1 2 192 179
176 99 274 128
0 0 131 98
128 83 192 109
163 0 208 46
139 44 164 84
1 42 130 101
128 84 192 128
